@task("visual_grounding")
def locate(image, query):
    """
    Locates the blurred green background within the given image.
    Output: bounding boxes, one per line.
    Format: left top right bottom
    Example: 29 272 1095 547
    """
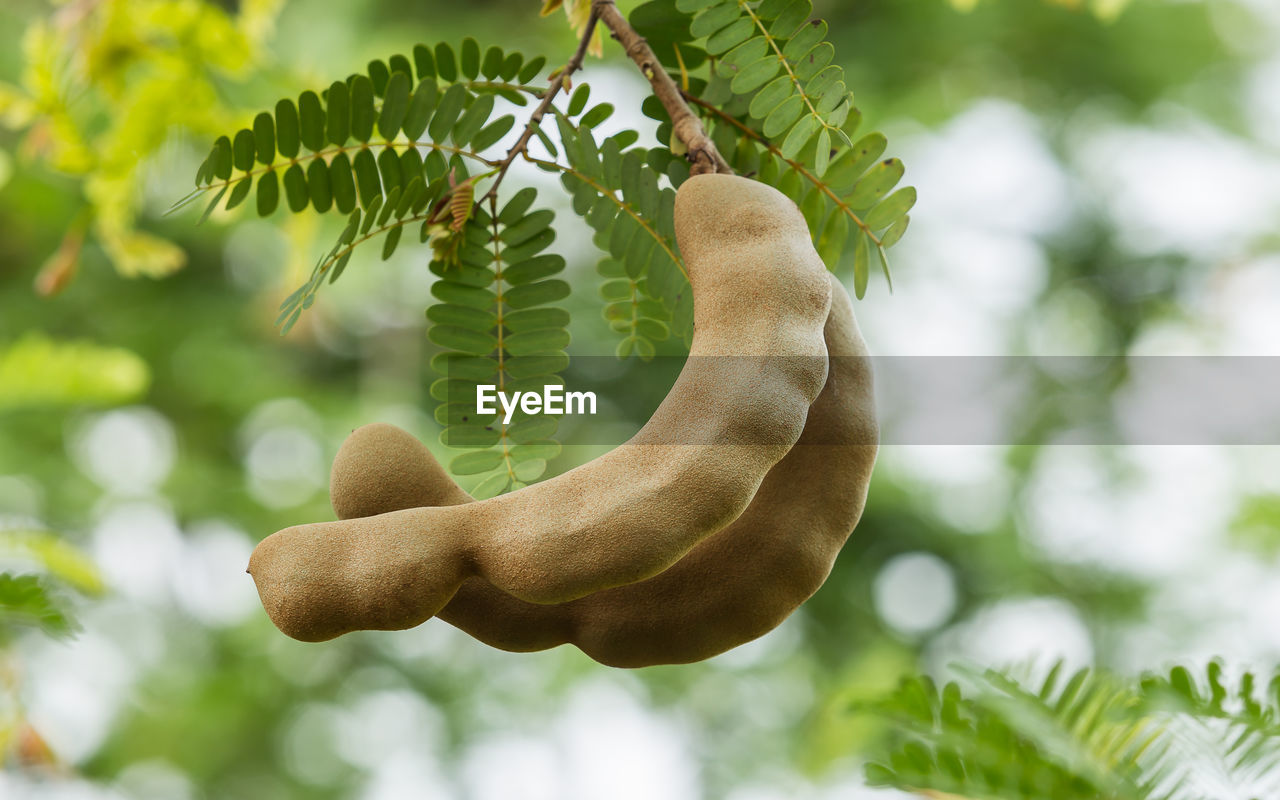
2 0 1280 797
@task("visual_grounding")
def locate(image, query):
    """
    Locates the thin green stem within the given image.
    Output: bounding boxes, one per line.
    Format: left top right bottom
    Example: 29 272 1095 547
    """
487 193 520 486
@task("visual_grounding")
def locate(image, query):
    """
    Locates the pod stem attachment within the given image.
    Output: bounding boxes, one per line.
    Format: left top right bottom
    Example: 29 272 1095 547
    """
593 0 733 177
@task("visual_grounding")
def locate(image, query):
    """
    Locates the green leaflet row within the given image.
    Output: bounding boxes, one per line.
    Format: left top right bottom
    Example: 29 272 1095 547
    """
427 191 569 497
698 0 857 151
190 40 544 221
542 100 693 353
863 661 1280 800
660 0 856 155
643 88 913 299
633 0 915 296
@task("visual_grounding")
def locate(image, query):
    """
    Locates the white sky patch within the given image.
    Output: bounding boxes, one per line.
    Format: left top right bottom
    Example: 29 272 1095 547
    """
897 100 1077 239
243 425 326 508
280 703 349 787
1025 285 1114 356
1021 446 1233 577
1207 255 1280 355
930 596 1094 672
726 771 918 800
707 611 802 670
1128 318 1217 356
857 226 1048 355
882 444 1008 489
1071 106 1280 258
858 100 1064 355
1122 552 1280 669
334 689 447 771
1114 356 1280 444
358 751 455 800
92 501 186 603
881 445 1014 532
683 667 815 733
1233 445 1280 496
463 732 565 800
366 600 480 664
69 407 176 496
874 551 959 636
0 775 129 800
23 622 138 765
113 760 197 800
939 228 1049 316
855 274 1012 355
172 519 259 626
238 398 327 509
265 636 350 689
556 681 700 800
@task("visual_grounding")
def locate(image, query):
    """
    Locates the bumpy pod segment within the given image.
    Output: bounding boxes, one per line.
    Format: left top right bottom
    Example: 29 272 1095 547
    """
248 175 833 642
334 276 877 667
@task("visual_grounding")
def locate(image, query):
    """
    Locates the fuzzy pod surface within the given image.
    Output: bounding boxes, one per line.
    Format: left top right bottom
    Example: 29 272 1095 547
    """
248 174 832 642
331 276 876 666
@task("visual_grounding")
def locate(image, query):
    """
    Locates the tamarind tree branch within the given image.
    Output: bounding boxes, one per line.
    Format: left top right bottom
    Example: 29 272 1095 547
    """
592 0 732 177
486 0 732 202
483 4 603 201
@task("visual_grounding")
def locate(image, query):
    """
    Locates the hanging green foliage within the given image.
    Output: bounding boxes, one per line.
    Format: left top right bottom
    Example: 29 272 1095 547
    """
860 661 1280 800
179 4 917 491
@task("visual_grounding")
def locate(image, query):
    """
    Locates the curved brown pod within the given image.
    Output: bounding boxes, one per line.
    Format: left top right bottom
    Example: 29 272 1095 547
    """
331 276 876 667
248 175 832 642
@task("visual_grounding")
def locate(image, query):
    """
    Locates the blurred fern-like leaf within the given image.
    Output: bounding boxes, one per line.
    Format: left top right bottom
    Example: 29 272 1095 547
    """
861 664 1166 799
1137 662 1280 798
0 575 79 642
0 529 104 643
861 661 1280 800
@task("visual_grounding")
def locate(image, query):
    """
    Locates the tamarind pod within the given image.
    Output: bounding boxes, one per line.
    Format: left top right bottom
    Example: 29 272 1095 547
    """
331 276 877 667
248 174 832 642
329 423 471 519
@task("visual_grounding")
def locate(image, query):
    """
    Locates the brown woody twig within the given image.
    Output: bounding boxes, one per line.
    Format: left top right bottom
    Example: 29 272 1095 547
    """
593 0 732 176
487 0 732 203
